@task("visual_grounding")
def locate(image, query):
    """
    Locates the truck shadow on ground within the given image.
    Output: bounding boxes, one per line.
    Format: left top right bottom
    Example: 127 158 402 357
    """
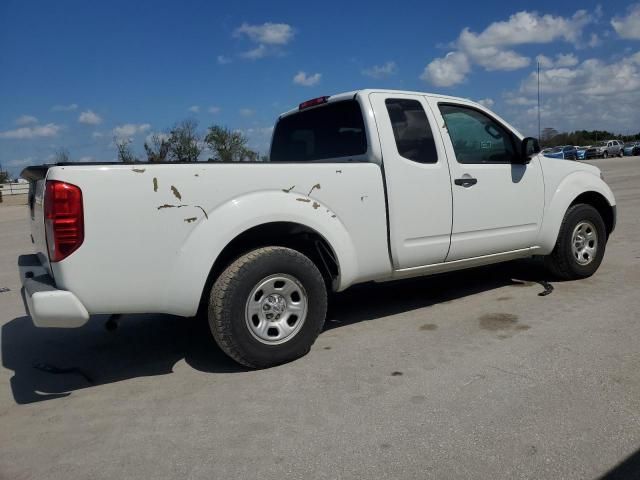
3 258 554 404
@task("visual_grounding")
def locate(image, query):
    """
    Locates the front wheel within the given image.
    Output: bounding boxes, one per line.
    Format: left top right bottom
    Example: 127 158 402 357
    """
603 151 608 159
544 204 607 280
208 247 328 368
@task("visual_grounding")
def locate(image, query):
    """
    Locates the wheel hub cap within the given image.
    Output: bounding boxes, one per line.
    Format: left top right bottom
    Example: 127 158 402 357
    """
245 274 308 345
571 221 598 266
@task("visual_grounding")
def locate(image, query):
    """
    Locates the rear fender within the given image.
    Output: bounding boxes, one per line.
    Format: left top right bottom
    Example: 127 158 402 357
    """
165 190 357 315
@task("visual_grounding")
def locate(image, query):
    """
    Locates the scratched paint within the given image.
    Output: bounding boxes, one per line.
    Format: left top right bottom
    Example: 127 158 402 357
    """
171 185 182 201
184 217 197 223
307 183 321 196
153 178 158 192
132 168 146 173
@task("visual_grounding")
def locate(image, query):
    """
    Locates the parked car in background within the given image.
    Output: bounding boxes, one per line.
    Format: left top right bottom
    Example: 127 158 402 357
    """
575 145 598 160
622 142 640 156
594 140 624 158
543 145 578 160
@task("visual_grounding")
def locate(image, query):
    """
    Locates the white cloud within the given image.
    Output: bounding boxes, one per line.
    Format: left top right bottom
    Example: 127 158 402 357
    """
239 108 255 117
112 123 151 138
15 115 38 125
51 103 78 112
537 53 579 68
362 61 397 78
241 44 268 60
78 110 102 125
612 3 640 39
234 22 295 59
422 8 599 86
504 94 537 106
234 22 295 45
476 98 495 108
78 156 94 162
208 106 221 114
0 123 62 139
92 131 104 138
217 55 232 65
508 51 640 134
188 105 200 113
420 51 470 87
293 71 322 86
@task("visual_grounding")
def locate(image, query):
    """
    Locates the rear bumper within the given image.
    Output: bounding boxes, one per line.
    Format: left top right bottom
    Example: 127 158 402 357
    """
19 254 89 328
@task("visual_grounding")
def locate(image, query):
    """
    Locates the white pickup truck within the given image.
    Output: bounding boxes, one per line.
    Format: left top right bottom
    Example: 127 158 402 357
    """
20 89 616 368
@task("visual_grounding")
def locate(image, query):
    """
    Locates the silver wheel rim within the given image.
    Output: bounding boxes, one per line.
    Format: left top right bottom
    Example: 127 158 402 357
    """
245 274 308 345
571 221 598 266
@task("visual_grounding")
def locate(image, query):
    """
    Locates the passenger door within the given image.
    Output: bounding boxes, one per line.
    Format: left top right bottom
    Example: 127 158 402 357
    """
426 99 545 261
369 93 453 269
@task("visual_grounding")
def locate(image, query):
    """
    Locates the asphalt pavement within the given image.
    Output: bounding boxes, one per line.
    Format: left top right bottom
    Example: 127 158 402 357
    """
1 156 639 479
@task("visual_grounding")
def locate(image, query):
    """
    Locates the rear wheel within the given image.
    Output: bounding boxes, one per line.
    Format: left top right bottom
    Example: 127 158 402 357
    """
208 247 327 368
544 204 607 280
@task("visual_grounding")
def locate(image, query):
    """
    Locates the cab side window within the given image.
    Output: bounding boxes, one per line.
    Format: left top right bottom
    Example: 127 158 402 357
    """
385 99 438 164
439 104 517 164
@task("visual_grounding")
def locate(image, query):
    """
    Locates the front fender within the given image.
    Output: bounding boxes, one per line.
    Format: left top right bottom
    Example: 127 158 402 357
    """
165 190 359 316
536 171 616 254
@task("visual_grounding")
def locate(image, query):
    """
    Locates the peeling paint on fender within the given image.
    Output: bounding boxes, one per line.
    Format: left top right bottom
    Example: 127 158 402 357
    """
171 185 182 201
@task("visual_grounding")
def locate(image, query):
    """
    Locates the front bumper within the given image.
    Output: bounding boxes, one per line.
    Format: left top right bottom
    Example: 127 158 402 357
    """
19 254 89 328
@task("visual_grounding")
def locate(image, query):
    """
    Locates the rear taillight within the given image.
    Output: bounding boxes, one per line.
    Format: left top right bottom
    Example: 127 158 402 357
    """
44 180 84 262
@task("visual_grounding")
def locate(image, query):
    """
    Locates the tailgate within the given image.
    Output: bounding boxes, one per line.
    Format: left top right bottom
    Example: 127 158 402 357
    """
21 166 51 275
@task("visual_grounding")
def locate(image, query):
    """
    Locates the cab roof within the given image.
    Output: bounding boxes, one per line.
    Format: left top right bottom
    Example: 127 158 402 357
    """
278 89 476 119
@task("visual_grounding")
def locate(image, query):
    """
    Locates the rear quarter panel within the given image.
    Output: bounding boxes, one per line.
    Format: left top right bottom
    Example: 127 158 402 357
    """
46 163 391 316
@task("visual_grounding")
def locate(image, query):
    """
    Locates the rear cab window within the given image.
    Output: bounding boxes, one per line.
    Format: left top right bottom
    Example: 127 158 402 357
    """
270 100 367 162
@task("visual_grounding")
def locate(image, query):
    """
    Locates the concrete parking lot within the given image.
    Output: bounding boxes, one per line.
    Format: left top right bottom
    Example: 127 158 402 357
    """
1 157 639 479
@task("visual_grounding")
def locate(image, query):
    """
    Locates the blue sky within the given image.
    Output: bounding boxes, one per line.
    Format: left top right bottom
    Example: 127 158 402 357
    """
2 0 640 176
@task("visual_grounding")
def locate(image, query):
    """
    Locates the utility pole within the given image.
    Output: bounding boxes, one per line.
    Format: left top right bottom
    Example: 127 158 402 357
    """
537 60 541 141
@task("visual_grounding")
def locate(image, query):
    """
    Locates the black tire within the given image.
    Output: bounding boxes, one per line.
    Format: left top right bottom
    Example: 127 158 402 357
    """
544 204 607 280
603 151 608 159
208 247 327 368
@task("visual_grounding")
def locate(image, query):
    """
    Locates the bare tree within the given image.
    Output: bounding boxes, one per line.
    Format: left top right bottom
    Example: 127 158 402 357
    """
144 134 170 163
167 119 201 162
115 137 137 163
54 147 70 163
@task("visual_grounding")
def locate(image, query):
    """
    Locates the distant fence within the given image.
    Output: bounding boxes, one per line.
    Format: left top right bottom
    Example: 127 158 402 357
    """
0 182 29 196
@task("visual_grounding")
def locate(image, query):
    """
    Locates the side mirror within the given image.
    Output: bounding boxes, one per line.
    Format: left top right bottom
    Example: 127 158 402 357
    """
518 137 540 163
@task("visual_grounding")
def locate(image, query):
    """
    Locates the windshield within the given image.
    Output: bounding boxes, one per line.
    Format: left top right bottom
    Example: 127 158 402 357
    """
549 147 563 153
596 141 607 147
270 100 367 162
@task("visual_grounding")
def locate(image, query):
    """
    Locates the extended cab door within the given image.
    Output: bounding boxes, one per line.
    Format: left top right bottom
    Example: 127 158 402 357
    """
369 93 453 269
425 98 544 261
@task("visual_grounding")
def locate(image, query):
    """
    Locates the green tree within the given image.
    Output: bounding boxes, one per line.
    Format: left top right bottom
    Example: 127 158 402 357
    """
144 134 170 163
115 137 137 163
204 125 258 162
167 119 201 162
0 170 8 183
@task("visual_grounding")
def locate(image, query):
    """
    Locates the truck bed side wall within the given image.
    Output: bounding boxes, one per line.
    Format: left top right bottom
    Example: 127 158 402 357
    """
46 163 391 316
